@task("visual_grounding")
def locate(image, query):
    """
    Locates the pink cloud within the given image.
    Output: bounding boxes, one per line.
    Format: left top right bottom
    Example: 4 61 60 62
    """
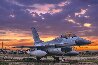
26 4 62 16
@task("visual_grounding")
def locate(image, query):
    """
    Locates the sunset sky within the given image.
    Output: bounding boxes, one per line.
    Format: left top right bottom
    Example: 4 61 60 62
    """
0 0 98 50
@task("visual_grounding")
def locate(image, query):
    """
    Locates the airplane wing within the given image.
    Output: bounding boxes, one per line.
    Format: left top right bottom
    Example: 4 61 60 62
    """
12 43 70 49
13 45 53 48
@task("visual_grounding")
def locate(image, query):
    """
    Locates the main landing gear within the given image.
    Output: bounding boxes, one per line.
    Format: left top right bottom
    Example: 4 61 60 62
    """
53 56 60 62
36 57 41 61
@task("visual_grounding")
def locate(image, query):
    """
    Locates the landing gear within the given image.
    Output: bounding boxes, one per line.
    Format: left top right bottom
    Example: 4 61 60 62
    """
36 57 41 61
53 56 60 62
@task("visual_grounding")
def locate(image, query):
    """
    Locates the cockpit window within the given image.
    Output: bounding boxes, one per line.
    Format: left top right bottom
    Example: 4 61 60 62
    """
60 33 77 38
60 35 67 38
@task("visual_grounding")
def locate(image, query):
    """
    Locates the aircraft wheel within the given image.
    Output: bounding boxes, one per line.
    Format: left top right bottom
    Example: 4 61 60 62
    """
36 57 41 61
53 56 60 62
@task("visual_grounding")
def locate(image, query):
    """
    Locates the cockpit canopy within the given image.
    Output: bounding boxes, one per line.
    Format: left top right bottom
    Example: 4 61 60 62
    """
60 32 77 38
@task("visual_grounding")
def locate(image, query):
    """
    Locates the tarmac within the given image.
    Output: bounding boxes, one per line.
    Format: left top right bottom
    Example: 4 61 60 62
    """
0 54 98 65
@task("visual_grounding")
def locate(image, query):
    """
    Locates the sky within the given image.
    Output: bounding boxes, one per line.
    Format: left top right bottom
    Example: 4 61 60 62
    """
0 0 98 50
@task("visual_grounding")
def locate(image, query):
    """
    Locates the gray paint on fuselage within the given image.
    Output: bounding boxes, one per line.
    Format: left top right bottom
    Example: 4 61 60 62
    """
35 37 79 46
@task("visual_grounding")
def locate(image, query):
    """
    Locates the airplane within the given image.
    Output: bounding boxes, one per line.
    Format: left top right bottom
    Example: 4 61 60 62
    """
13 27 91 61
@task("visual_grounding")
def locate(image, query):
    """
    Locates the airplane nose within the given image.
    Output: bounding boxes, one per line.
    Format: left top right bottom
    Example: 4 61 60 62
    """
75 38 91 45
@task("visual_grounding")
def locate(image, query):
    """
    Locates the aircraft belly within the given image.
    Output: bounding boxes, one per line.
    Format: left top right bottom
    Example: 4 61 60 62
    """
47 48 64 55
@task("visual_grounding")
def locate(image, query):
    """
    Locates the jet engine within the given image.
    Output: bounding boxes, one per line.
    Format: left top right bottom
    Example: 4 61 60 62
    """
64 51 79 56
29 50 47 57
47 47 72 55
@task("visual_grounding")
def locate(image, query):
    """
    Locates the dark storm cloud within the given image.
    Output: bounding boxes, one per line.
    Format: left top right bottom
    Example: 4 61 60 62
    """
0 0 98 36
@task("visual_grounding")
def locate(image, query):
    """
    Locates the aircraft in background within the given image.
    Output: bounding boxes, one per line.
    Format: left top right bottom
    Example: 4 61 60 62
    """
13 27 91 61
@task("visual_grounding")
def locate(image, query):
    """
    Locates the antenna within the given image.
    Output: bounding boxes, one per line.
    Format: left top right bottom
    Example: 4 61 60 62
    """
2 42 4 50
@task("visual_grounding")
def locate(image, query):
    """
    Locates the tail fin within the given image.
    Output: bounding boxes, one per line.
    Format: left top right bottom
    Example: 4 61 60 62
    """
31 27 43 44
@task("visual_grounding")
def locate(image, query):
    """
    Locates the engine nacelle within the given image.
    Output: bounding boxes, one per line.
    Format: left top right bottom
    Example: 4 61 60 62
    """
47 47 72 55
29 50 47 57
64 51 79 56
47 48 63 54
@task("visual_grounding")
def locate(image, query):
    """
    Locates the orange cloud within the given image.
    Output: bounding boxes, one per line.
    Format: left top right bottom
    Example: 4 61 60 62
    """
50 9 62 14
0 29 57 49
74 46 98 51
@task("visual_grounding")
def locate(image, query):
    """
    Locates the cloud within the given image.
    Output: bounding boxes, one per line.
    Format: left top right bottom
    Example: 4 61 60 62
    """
84 23 92 28
58 0 71 7
75 9 88 17
6 0 65 7
0 31 6 35
68 19 76 24
6 42 33 46
18 39 32 42
6 0 25 7
26 4 63 15
0 39 13 41
15 0 65 5
0 0 98 48
64 15 82 27
9 14 15 18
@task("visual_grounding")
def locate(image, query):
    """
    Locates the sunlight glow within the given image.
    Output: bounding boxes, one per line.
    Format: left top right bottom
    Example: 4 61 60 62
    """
84 23 92 27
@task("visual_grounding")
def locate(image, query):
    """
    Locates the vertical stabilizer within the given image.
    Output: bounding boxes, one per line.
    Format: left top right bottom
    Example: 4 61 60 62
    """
31 27 42 44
